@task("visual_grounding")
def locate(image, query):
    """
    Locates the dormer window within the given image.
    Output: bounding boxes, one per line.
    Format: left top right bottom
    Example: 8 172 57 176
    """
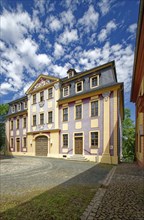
11 105 15 113
90 75 99 88
67 69 76 78
76 81 83 93
63 86 69 97
17 103 21 111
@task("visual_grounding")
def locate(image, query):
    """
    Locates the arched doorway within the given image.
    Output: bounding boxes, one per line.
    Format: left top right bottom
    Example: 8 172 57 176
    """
35 136 48 156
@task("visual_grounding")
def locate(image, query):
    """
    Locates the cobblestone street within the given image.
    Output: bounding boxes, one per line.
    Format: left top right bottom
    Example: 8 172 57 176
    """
82 163 144 220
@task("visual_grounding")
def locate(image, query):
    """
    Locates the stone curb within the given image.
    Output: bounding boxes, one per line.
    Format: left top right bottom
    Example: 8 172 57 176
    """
80 166 117 220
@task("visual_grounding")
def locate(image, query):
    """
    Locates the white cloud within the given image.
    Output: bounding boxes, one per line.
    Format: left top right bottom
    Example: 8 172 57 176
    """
48 16 63 31
98 0 112 16
98 20 117 42
59 28 78 45
54 43 65 58
60 9 75 28
127 23 137 34
78 5 99 32
0 82 16 95
0 9 35 44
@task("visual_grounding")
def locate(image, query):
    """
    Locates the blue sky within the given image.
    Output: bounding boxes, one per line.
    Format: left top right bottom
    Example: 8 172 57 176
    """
0 0 140 121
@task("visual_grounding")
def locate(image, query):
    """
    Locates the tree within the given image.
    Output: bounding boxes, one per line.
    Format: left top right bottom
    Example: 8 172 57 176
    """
122 108 135 160
0 104 9 151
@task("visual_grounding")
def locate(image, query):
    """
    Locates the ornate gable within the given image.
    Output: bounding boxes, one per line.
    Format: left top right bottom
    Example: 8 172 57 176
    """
26 74 59 94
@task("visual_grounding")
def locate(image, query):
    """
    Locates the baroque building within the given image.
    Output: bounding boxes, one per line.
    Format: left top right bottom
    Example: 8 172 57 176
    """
131 0 144 167
6 61 124 164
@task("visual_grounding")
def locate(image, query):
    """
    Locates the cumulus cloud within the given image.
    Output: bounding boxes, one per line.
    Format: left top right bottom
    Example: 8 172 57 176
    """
98 20 117 42
98 0 112 16
60 9 75 28
47 16 63 31
54 43 65 58
127 23 137 34
78 5 99 32
59 28 78 45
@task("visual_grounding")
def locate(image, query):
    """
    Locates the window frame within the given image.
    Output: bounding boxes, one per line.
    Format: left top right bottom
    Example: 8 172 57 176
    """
33 115 36 126
91 100 99 117
63 86 69 97
23 137 27 148
11 120 13 130
48 88 53 99
63 107 68 122
62 134 68 148
16 118 19 129
23 117 26 128
33 94 36 104
11 138 14 148
90 131 99 149
48 111 53 124
40 91 44 102
75 81 83 93
90 75 99 88
24 101 27 109
75 104 82 120
40 113 44 125
17 103 21 111
11 105 15 113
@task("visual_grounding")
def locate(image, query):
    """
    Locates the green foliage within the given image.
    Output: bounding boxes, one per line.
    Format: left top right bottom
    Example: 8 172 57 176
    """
122 108 135 160
0 104 9 151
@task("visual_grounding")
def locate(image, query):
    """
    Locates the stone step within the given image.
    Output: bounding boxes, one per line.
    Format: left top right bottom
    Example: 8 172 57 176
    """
67 155 88 162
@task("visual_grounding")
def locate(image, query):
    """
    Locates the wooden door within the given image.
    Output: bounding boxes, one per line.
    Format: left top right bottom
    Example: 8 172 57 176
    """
16 138 20 152
36 136 48 156
75 137 83 154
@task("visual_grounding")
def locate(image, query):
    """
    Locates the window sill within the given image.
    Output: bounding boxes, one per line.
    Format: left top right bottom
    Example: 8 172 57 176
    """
90 146 98 149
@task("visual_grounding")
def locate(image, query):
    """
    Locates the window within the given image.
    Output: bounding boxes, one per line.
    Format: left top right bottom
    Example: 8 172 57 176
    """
11 105 15 113
90 76 99 88
91 132 98 148
48 111 52 123
11 120 13 130
33 94 36 104
76 81 83 93
40 113 44 125
48 88 53 99
23 137 26 148
40 91 44 102
24 101 27 109
63 108 68 121
11 138 13 148
63 86 69 97
17 103 21 111
33 115 36 126
17 119 19 129
63 134 68 147
23 118 26 128
76 104 82 119
91 101 98 117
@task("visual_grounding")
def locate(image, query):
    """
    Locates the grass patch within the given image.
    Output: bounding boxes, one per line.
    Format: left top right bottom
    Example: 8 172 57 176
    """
0 185 99 220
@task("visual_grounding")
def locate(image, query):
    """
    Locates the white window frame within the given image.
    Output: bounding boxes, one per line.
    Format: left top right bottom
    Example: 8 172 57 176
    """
90 75 99 88
11 105 15 113
23 117 26 128
63 107 68 122
40 113 44 125
11 120 13 130
33 115 36 126
75 81 83 93
91 100 99 117
75 104 82 120
89 131 100 149
63 86 69 97
48 111 53 124
33 94 36 104
23 137 27 148
62 133 69 148
17 103 21 111
48 87 53 99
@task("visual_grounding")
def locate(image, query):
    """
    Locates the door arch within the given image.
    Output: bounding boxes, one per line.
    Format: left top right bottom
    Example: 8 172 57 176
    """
35 136 48 156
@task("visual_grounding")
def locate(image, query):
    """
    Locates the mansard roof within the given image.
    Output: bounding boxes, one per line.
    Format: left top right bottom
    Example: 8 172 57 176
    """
62 61 117 83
